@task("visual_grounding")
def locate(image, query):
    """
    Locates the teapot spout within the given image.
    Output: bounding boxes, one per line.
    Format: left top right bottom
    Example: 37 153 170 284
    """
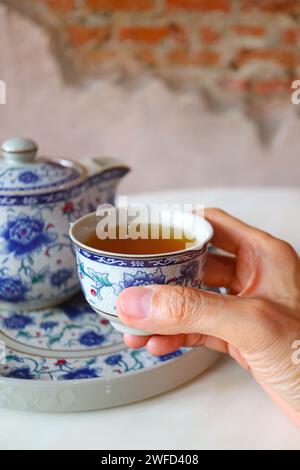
85 157 130 211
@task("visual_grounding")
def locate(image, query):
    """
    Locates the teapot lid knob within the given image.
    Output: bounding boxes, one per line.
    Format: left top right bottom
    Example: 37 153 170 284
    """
2 137 38 165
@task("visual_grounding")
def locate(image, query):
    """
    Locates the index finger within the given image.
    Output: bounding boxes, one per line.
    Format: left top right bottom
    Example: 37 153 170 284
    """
204 208 262 254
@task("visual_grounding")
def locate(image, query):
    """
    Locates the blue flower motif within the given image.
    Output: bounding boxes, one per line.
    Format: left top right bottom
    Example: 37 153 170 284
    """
104 354 122 366
123 268 165 288
0 276 29 302
7 366 34 379
2 215 55 256
40 321 58 331
18 171 39 184
62 304 83 320
60 367 98 380
50 268 73 289
180 260 199 283
4 313 33 329
60 296 92 320
159 350 183 362
79 330 106 347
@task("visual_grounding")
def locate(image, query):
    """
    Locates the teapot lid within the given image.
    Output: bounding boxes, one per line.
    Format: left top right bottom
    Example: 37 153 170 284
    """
0 138 84 193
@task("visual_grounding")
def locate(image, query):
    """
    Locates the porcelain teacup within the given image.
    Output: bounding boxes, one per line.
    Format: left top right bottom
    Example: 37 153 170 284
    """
70 208 213 336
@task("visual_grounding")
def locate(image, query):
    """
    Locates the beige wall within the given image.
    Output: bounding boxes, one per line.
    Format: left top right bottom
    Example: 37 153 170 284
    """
0 5 299 195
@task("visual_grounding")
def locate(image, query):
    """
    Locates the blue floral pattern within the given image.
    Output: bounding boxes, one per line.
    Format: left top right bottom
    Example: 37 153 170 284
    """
79 262 168 304
79 330 106 347
0 293 189 381
2 215 56 256
60 367 99 380
6 366 35 380
77 244 205 267
0 276 29 302
0 294 116 351
0 161 80 191
61 303 86 320
0 167 128 308
0 167 128 204
105 354 122 366
122 269 165 288
4 313 33 330
18 171 39 184
76 244 207 324
40 321 58 331
50 268 73 288
166 260 202 287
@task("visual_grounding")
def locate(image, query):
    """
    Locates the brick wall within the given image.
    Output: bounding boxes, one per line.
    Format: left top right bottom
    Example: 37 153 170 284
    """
3 0 300 105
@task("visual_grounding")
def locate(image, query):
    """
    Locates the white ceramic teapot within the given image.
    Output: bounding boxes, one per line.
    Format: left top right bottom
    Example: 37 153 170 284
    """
0 137 129 311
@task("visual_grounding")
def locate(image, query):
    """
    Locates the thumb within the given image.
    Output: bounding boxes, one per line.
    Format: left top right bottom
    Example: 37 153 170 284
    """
116 285 269 351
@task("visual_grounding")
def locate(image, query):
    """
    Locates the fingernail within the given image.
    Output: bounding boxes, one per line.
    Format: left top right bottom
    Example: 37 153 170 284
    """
118 287 153 319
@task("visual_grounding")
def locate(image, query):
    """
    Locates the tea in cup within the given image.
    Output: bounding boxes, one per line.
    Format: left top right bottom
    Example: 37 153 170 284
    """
69 208 213 335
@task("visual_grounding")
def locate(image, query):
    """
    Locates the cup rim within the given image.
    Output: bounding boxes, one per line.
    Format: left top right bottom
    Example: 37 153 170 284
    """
69 209 214 259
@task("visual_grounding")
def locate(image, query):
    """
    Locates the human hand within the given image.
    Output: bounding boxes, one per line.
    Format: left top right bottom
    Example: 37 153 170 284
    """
116 209 300 426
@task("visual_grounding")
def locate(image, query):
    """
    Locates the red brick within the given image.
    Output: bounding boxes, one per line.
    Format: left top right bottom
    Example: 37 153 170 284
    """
167 0 230 12
167 49 220 66
82 49 118 64
200 26 221 44
136 50 157 65
119 24 186 43
282 28 299 45
242 0 300 13
197 50 220 65
234 25 266 36
86 0 154 11
252 78 290 94
67 24 110 46
221 78 249 91
235 48 295 68
46 0 75 12
168 23 187 42
119 26 170 43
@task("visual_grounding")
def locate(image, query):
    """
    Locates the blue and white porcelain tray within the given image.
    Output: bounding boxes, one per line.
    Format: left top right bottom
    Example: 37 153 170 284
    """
0 294 219 412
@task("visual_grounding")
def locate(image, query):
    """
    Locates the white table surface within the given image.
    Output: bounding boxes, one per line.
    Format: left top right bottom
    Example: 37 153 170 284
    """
1 187 300 450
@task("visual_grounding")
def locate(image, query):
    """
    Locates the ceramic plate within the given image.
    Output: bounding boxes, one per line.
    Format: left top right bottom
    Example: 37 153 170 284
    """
0 293 219 412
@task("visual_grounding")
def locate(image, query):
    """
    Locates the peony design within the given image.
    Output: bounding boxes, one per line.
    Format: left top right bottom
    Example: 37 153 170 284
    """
79 330 106 347
105 354 122 366
40 321 58 331
62 303 85 320
165 260 201 287
180 260 200 286
78 264 166 301
0 276 29 302
2 215 56 256
6 366 35 380
18 171 39 184
0 289 192 382
50 268 73 289
4 312 33 329
60 367 99 380
122 268 165 288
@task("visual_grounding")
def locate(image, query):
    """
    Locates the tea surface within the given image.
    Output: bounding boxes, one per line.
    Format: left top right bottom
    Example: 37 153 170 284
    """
84 225 196 255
